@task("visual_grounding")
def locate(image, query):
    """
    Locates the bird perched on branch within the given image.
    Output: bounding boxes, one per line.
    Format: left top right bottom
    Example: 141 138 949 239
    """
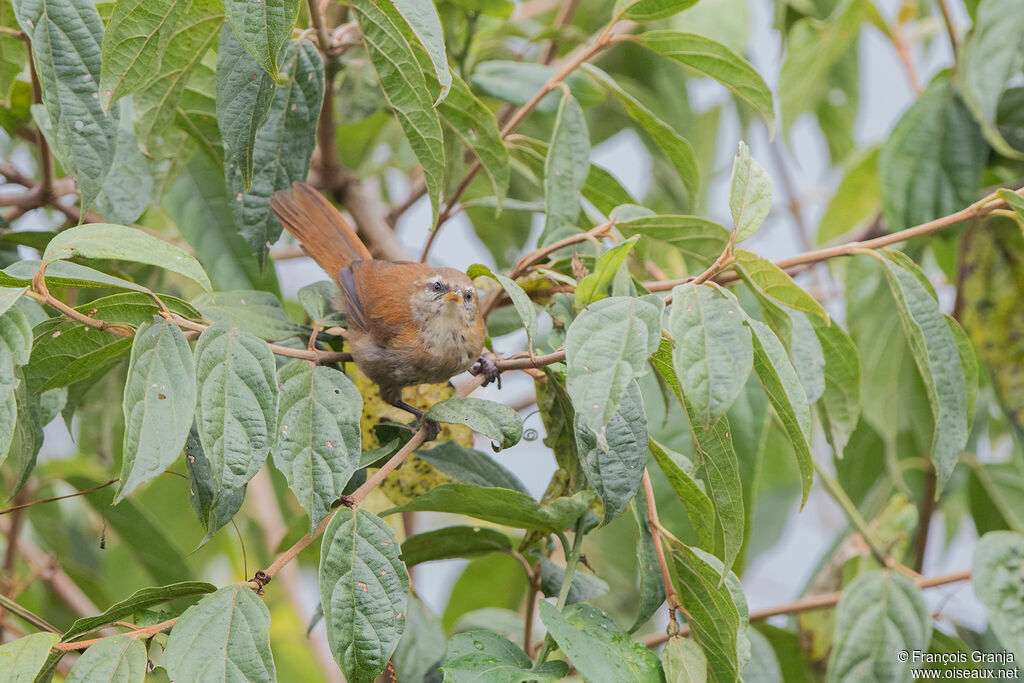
270 182 499 438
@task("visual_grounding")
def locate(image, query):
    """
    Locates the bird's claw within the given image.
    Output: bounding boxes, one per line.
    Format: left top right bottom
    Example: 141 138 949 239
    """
421 418 442 442
471 356 502 389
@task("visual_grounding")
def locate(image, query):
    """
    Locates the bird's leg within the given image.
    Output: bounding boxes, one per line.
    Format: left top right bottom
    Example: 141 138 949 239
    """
470 356 502 389
388 398 441 441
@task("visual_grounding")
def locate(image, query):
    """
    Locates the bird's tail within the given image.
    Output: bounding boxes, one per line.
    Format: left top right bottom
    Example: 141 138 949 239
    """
269 182 372 277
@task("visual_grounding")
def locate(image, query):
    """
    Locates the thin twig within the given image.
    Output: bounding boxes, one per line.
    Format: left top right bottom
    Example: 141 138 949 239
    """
642 470 679 628
53 617 177 652
541 0 584 64
0 479 119 516
641 569 972 647
934 0 959 54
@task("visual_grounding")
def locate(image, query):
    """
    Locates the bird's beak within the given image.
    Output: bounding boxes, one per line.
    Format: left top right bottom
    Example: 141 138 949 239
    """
444 291 461 303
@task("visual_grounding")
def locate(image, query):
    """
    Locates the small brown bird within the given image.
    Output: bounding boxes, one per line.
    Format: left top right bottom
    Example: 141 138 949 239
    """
270 183 497 436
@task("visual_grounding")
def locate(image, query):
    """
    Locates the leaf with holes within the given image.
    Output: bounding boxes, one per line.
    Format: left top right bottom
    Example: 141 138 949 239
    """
165 584 276 682
117 316 196 502
566 295 662 436
272 362 362 531
826 570 930 682
319 508 410 683
44 223 212 292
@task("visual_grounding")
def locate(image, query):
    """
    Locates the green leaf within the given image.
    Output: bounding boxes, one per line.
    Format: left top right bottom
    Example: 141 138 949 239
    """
415 440 529 493
0 632 59 681
441 629 568 682
13 0 117 209
24 293 197 395
63 581 216 641
191 290 305 341
386 484 594 533
426 397 523 448
746 318 813 506
0 287 25 317
585 65 699 203
541 91 590 245
634 31 774 133
66 634 147 683
875 252 968 494
194 325 278 519
734 249 828 323
185 422 246 540
651 339 744 576
468 265 536 342
165 584 276 682
167 154 279 293
648 437 715 552
0 1 26 106
617 214 731 265
0 305 31 396
216 21 275 190
95 127 153 226
778 0 866 133
222 0 298 81
133 0 223 158
947 315 978 426
43 223 212 292
566 295 662 435
0 259 157 294
662 637 708 682
116 317 196 502
879 73 987 231
669 544 746 683
538 601 662 683
960 0 1024 159
826 570 930 683
99 0 186 111
999 189 1024 223
613 0 699 20
728 141 772 241
440 74 510 209
392 0 450 100
575 236 641 307
575 379 648 523
393 597 444 683
810 314 861 455
668 283 752 428
817 147 880 244
973 531 1024 661
319 508 409 683
630 485 665 632
400 525 512 566
353 0 445 225
175 50 221 161
227 38 323 265
271 362 362 531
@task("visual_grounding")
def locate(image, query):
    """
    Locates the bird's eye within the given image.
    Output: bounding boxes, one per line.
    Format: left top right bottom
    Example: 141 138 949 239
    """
432 282 443 291
464 291 473 301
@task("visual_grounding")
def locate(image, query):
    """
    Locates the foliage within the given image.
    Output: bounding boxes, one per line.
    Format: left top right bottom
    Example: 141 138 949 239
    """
0 0 1021 680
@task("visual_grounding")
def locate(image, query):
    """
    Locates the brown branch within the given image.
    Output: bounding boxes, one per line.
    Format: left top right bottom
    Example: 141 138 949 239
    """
642 470 679 628
934 0 959 54
0 479 118 516
913 464 937 573
418 22 626 262
541 0 584 64
642 569 972 647
53 617 177 652
645 191 1014 293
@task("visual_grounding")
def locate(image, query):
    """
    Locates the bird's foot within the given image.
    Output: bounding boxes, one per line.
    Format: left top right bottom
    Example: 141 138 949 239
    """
421 418 442 442
471 356 502 389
